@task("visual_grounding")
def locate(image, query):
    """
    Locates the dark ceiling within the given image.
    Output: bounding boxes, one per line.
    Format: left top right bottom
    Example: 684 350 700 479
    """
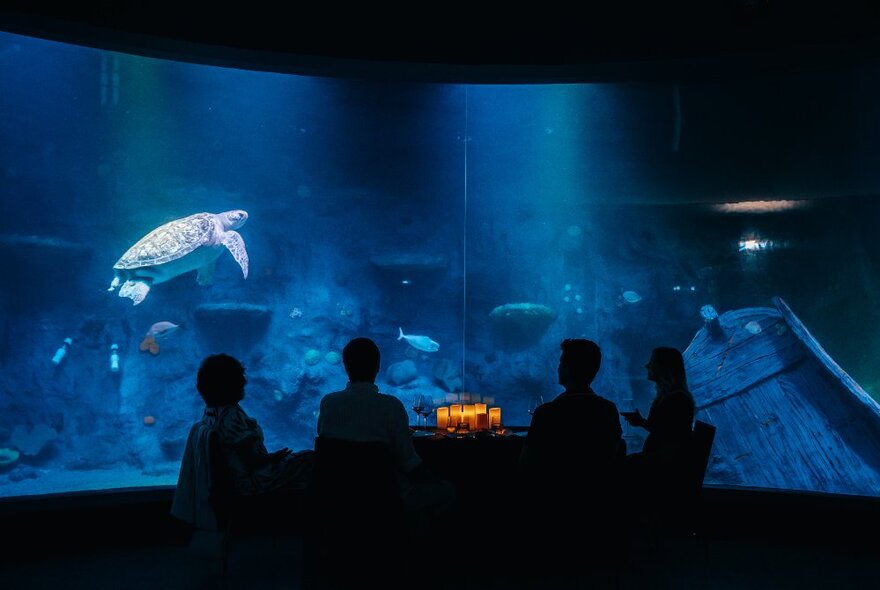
4 1 880 203
2 1 880 82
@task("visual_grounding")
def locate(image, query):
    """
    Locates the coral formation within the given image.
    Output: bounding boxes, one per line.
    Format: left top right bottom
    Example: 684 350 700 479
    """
10 424 58 456
139 335 159 355
489 303 557 351
386 360 418 386
433 358 463 392
304 349 322 366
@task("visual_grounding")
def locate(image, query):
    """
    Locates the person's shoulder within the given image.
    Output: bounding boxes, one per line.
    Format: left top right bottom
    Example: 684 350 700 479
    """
319 389 346 406
221 403 248 418
532 397 557 419
590 392 621 412
377 392 405 408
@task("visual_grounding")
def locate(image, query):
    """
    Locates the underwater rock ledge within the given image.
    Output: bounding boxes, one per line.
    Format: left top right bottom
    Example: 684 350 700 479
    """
192 303 273 350
369 253 449 274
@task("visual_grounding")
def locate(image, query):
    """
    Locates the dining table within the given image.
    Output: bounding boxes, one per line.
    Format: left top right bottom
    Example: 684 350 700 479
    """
410 427 529 518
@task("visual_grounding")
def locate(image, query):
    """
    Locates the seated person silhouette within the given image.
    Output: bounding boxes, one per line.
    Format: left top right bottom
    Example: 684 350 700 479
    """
172 354 313 533
197 353 314 496
519 339 626 560
317 337 455 518
622 346 697 529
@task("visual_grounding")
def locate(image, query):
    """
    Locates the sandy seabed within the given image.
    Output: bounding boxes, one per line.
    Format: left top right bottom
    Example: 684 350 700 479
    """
0 467 177 499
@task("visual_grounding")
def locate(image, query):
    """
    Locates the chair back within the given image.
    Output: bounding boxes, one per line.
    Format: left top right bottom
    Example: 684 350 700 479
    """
691 420 716 493
310 437 401 519
304 436 404 583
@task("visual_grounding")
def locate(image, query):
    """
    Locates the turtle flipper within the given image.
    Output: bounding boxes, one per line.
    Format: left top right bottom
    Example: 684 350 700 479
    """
119 280 151 305
196 259 217 285
108 276 121 292
222 230 248 279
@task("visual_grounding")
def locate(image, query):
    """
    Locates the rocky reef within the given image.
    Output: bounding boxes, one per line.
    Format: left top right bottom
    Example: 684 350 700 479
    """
489 303 557 351
193 302 273 355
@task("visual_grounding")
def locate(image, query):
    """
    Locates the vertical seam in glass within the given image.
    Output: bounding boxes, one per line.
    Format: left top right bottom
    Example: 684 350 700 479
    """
462 85 469 397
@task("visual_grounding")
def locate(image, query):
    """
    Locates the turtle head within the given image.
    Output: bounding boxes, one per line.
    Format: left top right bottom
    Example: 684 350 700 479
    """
220 210 248 230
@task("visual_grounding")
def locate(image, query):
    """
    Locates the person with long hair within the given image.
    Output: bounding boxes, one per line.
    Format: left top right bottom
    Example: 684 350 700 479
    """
623 347 695 454
622 347 697 533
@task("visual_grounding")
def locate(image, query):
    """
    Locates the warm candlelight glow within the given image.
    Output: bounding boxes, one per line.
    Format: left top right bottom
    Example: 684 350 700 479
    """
474 403 488 430
489 407 502 429
436 407 449 430
463 405 476 430
450 404 464 429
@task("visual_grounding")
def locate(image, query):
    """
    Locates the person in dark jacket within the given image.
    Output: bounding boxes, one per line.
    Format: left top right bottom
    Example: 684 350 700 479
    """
519 339 626 569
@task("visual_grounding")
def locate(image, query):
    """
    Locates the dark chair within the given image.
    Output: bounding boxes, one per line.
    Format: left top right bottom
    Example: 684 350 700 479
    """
648 419 717 587
303 437 406 588
173 423 302 587
690 420 716 498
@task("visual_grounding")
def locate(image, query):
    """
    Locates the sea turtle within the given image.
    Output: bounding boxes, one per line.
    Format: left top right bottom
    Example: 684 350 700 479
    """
108 210 249 305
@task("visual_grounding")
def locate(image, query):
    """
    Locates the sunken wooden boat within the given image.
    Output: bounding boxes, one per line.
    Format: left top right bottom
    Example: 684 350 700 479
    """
685 296 880 497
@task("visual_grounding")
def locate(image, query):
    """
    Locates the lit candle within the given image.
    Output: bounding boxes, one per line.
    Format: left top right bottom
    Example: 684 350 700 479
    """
463 405 476 430
489 407 502 429
436 407 449 430
474 403 488 430
450 404 463 429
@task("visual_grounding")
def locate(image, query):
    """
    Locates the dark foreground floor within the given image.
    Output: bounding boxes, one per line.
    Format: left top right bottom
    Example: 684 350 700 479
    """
2 528 879 590
3 486 880 590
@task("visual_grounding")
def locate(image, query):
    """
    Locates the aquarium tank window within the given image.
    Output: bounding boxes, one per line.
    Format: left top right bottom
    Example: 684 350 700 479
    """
2 30 880 498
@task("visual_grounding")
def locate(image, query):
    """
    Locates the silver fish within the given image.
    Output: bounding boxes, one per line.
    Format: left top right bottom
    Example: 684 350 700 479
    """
398 327 440 352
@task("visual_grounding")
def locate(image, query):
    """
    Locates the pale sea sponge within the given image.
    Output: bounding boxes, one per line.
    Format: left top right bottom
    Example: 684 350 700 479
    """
0 448 20 468
304 349 322 366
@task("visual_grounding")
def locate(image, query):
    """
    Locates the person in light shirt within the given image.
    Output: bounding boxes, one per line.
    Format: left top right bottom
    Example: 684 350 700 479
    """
317 337 454 514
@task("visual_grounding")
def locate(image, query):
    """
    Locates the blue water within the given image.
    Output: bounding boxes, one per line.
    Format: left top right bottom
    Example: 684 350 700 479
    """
2 31 880 498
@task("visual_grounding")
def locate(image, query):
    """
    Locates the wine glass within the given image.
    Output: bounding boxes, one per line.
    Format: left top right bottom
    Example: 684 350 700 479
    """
411 394 426 430
419 396 435 431
527 395 544 417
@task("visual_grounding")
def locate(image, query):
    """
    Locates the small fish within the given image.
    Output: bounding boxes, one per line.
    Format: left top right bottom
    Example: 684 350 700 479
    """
398 327 440 352
622 290 642 303
146 321 179 339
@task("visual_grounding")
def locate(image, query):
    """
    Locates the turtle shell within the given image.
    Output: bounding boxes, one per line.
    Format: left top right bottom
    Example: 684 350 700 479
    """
114 213 215 269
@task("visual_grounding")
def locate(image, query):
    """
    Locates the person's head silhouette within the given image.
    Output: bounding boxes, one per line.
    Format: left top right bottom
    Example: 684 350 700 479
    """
645 347 688 394
197 353 247 407
558 338 601 390
343 337 381 383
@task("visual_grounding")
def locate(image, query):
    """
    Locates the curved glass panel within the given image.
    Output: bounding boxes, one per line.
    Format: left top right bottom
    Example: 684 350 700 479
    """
2 30 880 498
